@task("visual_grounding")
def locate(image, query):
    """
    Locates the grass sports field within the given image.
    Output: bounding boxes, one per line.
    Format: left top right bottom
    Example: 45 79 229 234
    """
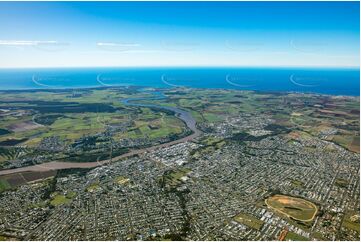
285 231 309 241
234 212 264 230
265 195 317 222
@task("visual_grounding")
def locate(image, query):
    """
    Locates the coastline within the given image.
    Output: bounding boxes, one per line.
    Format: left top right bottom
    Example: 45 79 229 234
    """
0 67 359 96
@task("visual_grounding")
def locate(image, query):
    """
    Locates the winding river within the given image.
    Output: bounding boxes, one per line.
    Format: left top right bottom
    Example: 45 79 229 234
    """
0 91 200 175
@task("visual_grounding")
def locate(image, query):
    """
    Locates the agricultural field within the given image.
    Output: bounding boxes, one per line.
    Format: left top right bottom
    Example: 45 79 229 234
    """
0 87 192 167
0 170 56 192
155 88 359 154
0 89 184 146
265 195 318 222
117 114 185 140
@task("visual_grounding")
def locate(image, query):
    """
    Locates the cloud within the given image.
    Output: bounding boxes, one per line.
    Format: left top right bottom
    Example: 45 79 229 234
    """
0 40 70 52
96 42 141 47
96 42 143 52
96 42 163 53
0 40 67 46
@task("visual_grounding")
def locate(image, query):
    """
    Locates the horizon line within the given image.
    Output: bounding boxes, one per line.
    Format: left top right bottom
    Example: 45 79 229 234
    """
0 65 359 70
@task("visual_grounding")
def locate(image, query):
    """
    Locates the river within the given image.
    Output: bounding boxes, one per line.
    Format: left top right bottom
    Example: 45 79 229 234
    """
0 91 200 175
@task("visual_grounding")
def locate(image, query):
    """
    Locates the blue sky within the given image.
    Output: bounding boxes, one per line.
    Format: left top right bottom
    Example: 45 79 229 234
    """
0 1 359 68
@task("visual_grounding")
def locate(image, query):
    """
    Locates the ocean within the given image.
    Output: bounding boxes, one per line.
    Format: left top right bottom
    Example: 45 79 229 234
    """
0 67 359 96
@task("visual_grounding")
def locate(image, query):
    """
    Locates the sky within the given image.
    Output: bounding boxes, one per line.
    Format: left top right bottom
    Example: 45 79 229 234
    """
0 1 359 68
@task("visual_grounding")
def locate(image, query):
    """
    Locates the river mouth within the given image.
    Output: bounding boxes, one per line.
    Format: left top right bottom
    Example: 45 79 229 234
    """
0 91 200 175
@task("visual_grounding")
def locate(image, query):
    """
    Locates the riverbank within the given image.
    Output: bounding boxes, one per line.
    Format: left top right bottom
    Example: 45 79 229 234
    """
0 91 201 175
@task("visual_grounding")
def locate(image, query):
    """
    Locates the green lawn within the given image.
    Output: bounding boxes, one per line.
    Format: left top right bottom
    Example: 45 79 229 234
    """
86 182 101 192
163 168 191 187
0 179 11 192
66 191 77 199
0 235 13 241
50 194 71 206
290 179 304 188
234 212 264 230
285 231 309 241
342 212 360 233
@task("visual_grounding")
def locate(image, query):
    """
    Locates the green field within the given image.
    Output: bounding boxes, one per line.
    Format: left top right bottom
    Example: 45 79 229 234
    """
0 88 189 152
161 167 191 187
119 115 184 140
66 191 77 199
285 231 309 241
50 194 71 206
234 212 264 230
290 179 304 188
86 182 101 192
115 176 130 185
342 212 360 233
203 113 224 122
335 178 348 188
0 235 14 241
0 179 11 192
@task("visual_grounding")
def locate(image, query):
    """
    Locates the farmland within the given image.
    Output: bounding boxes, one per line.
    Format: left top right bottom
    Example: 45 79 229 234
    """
0 88 190 169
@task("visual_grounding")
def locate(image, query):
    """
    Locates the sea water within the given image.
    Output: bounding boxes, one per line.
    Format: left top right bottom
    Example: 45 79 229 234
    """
0 67 359 96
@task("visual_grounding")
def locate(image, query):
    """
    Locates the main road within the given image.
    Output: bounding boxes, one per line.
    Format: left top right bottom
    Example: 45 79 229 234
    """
0 92 201 175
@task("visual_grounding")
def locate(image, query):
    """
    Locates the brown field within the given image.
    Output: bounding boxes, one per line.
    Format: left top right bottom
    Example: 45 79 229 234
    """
318 109 350 116
348 137 360 153
0 170 56 189
332 135 360 154
7 121 43 132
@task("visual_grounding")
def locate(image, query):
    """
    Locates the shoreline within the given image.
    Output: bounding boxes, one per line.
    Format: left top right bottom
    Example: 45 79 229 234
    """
0 85 359 98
